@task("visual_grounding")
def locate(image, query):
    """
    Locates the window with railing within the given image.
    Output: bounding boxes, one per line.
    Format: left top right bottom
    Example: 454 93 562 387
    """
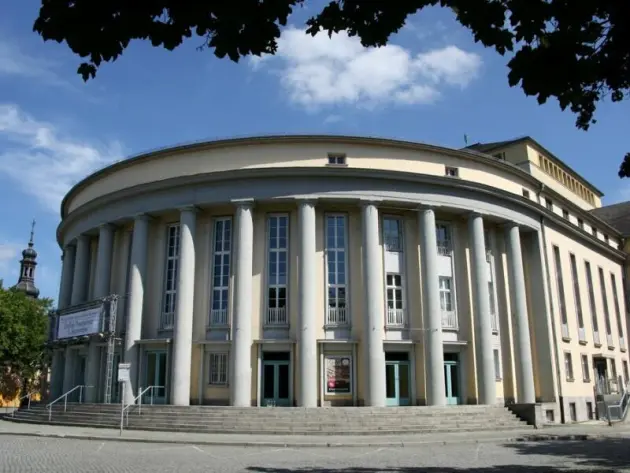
209 218 231 327
326 214 348 325
161 224 180 330
553 246 569 339
266 215 289 326
611 273 625 350
439 276 457 329
570 254 586 342
436 224 452 256
385 273 405 326
209 352 228 385
383 217 403 252
585 261 600 345
598 267 613 347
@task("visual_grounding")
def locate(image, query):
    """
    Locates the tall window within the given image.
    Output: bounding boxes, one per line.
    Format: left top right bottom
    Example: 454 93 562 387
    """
493 349 502 380
439 276 456 329
553 246 569 339
569 254 585 341
598 267 613 343
610 273 625 347
623 360 629 385
581 354 590 382
585 261 600 344
386 274 404 325
121 230 133 331
383 218 403 252
436 224 452 255
209 218 231 326
564 352 574 381
267 215 289 325
326 215 347 325
209 353 228 385
161 224 180 329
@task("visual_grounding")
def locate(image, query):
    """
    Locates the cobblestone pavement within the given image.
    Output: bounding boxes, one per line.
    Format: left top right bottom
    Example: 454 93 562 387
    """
1 436 629 472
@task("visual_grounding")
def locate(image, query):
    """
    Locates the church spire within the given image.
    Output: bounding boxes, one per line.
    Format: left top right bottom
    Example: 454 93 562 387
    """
14 219 40 298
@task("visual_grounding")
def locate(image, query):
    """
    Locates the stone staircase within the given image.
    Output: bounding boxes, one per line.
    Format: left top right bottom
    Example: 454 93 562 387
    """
5 403 532 435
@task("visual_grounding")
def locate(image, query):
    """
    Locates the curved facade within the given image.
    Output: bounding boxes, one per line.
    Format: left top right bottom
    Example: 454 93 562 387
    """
49 135 629 422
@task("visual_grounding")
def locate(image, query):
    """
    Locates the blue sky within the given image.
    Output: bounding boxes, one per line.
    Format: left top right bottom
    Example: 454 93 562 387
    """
0 1 628 303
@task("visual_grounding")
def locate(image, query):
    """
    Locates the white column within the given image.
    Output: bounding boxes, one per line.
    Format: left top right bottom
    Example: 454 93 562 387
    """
468 213 496 405
84 224 115 402
57 245 76 310
93 224 114 299
361 203 386 407
298 200 318 407
419 208 446 406
124 215 150 403
50 349 64 398
62 347 74 394
505 223 536 404
70 235 91 306
231 201 254 407
170 207 197 406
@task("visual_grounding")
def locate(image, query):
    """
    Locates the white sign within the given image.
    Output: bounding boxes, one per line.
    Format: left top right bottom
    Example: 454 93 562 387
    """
118 363 131 383
56 306 103 339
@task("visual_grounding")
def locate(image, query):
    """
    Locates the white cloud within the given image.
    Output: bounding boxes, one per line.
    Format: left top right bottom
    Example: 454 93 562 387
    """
0 104 124 214
251 27 482 109
0 241 19 271
0 39 69 88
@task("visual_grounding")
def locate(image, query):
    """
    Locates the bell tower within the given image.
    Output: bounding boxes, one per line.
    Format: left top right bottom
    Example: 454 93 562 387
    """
14 220 40 298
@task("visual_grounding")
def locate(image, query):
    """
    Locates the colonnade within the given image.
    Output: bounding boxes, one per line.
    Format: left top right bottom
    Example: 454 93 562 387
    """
51 201 537 407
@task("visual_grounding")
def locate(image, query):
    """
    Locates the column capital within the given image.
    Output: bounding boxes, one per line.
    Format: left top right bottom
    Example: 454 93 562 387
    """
75 233 91 244
468 211 485 220
358 198 383 208
132 213 153 222
231 198 255 210
97 222 116 232
295 197 318 206
502 221 520 231
416 204 437 213
178 205 199 214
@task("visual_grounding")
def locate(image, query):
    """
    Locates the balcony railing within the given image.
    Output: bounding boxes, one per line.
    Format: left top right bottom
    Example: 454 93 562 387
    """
594 330 601 346
561 323 570 340
386 308 405 326
265 307 288 325
209 309 229 326
326 307 348 325
442 310 458 330
384 235 402 252
161 312 174 330
437 243 452 256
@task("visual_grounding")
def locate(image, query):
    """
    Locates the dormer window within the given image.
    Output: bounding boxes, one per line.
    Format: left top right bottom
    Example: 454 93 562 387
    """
493 152 506 161
327 154 347 166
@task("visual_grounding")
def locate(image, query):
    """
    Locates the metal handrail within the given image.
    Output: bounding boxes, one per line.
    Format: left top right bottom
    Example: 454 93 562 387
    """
119 385 164 435
45 385 93 421
11 392 37 417
606 381 630 425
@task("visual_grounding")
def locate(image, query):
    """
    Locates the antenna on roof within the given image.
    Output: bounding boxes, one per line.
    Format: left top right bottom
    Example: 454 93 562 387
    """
464 134 469 146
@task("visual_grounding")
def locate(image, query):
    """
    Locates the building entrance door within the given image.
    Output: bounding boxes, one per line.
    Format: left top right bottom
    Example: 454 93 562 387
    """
385 352 410 406
71 355 86 402
261 352 290 406
144 350 167 404
594 358 608 394
444 353 460 405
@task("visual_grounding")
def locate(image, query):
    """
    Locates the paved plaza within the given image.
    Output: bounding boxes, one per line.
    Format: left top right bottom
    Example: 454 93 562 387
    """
1 434 630 473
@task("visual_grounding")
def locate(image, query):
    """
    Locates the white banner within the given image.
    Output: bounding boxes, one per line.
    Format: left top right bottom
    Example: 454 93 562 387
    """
57 306 103 339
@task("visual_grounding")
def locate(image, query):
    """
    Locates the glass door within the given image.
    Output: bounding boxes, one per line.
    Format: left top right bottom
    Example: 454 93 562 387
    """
385 361 410 406
444 361 460 405
144 351 167 404
71 355 86 402
262 361 290 406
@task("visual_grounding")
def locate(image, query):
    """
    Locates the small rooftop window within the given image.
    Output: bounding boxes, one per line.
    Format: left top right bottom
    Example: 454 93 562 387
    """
327 154 347 165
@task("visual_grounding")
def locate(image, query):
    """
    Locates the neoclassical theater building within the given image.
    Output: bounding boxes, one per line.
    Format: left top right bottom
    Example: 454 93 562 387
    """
48 135 630 423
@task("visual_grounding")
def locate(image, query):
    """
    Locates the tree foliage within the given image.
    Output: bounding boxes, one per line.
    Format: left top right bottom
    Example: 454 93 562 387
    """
33 0 630 175
0 287 52 397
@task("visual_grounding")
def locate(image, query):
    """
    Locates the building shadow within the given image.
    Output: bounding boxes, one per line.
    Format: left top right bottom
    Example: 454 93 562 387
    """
508 437 630 470
245 438 630 473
